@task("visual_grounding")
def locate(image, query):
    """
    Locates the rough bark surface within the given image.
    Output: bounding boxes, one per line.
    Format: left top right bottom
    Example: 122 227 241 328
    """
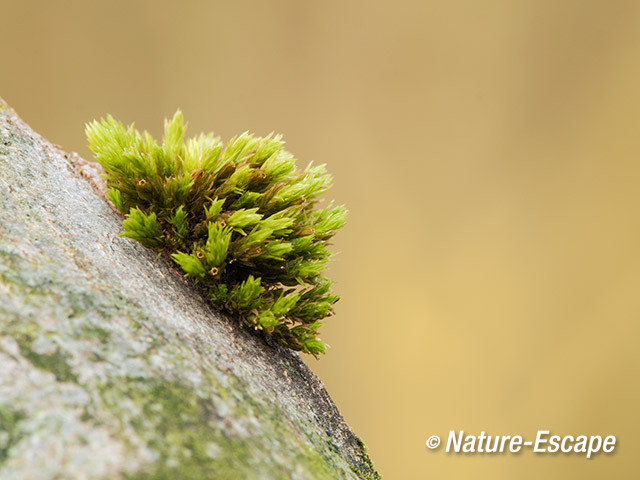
0 99 379 480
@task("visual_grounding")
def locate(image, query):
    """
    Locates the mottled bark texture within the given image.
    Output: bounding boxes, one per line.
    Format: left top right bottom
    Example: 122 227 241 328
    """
0 99 379 480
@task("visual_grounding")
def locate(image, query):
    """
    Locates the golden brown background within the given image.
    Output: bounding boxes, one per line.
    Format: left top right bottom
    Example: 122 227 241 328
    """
2 1 640 478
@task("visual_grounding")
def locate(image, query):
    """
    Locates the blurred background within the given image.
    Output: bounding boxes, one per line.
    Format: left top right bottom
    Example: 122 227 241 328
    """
2 1 640 478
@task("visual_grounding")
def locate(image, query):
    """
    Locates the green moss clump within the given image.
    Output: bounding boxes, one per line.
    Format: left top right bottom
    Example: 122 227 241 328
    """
86 111 346 355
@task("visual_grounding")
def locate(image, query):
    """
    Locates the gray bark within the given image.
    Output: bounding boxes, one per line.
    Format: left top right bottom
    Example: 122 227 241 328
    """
0 99 380 480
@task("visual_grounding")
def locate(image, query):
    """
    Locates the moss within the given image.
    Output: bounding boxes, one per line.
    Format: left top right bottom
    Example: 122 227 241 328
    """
96 378 338 480
0 121 379 479
86 112 348 355
348 435 381 479
349 448 381 480
80 324 112 344
0 408 24 464
16 336 78 383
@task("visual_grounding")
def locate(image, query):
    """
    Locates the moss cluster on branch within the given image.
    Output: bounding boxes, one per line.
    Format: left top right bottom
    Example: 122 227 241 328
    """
86 111 346 355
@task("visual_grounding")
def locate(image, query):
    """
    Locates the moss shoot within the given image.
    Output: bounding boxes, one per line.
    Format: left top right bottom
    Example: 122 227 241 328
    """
86 112 346 355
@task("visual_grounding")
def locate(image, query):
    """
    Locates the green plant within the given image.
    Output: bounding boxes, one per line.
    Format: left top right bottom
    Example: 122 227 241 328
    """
85 111 346 355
